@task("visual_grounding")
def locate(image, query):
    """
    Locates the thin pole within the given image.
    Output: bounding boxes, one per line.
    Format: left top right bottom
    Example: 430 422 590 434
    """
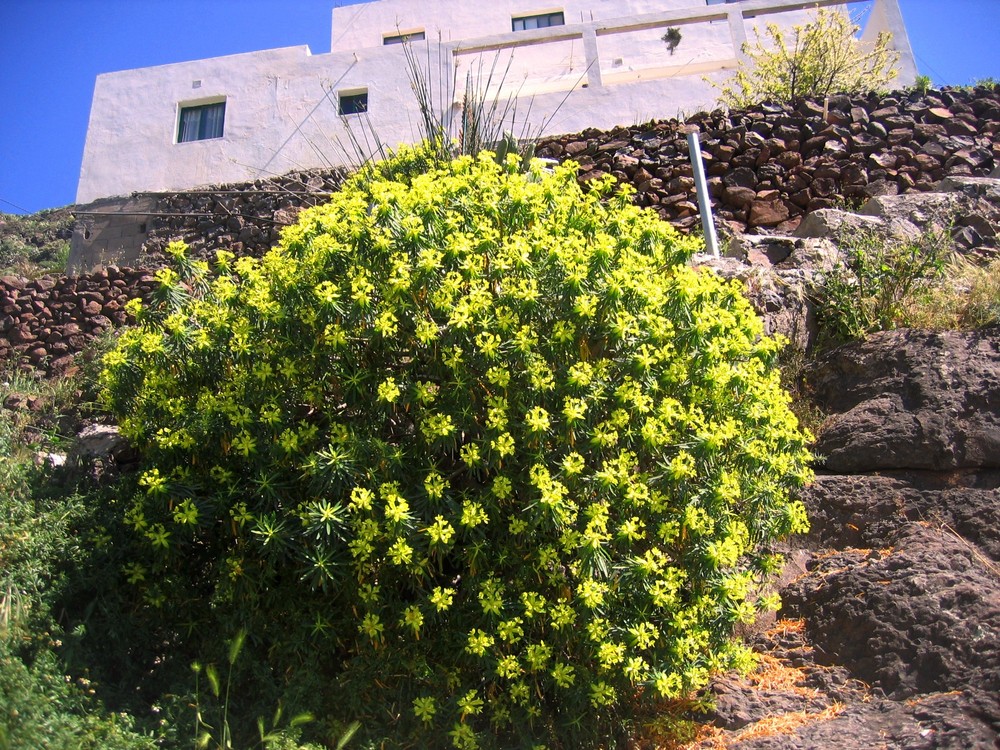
686 128 719 258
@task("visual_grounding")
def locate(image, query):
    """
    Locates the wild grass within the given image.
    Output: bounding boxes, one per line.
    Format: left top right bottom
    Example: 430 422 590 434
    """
813 224 1000 347
900 254 1000 331
0 368 84 479
0 209 73 277
814 228 949 345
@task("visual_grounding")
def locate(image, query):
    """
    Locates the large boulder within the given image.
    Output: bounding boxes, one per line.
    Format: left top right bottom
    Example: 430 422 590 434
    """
858 192 961 235
810 329 1000 472
794 208 896 241
783 525 1000 705
936 175 1000 202
800 471 1000 560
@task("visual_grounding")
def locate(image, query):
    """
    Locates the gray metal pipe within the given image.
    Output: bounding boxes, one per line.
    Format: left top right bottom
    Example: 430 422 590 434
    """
686 128 719 257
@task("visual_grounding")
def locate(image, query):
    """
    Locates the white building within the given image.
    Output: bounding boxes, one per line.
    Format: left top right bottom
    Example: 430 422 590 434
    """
76 0 915 203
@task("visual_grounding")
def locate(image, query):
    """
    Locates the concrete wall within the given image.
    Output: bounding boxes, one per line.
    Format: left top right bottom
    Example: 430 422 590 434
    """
77 45 406 203
77 0 916 203
69 196 154 275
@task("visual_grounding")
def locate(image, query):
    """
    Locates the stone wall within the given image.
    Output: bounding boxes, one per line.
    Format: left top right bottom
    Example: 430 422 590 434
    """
537 85 1000 235
14 167 346 377
9 86 1000 378
0 267 155 375
69 85 1000 273
143 168 346 260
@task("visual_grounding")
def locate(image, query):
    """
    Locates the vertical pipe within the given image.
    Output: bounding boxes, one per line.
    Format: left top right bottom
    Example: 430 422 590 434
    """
686 128 719 258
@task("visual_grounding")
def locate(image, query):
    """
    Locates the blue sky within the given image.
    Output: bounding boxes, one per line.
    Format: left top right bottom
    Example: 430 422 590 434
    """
1 0 998 214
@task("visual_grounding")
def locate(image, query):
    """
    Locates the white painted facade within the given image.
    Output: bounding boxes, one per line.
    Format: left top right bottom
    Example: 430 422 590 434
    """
76 0 916 203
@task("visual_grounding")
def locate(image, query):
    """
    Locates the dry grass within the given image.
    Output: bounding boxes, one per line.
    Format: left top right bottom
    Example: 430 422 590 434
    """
803 546 895 579
644 615 868 749
747 654 817 696
905 690 962 707
729 702 846 744
777 348 828 438
902 255 1000 330
660 702 846 750
765 618 804 637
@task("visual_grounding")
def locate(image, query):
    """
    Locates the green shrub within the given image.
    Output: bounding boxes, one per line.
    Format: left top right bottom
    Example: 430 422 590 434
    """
100 147 812 748
0 641 156 750
0 395 157 750
714 8 899 108
815 229 947 344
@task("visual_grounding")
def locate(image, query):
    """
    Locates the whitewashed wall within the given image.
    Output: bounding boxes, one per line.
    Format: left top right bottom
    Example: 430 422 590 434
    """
329 0 702 51
77 0 915 203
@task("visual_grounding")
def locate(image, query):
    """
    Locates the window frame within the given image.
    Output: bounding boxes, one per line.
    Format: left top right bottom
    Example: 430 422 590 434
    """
338 89 369 116
176 99 226 144
511 11 565 32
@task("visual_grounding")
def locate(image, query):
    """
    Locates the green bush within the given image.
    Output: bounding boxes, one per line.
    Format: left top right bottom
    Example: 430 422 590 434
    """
0 642 156 750
0 392 157 750
100 147 812 748
815 229 947 344
714 8 899 108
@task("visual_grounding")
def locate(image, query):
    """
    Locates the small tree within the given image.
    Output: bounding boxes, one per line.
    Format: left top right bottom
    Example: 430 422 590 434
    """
662 27 682 56
715 8 899 108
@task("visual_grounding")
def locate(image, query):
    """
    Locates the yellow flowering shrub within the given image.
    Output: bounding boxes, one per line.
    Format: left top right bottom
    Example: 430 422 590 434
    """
101 146 811 748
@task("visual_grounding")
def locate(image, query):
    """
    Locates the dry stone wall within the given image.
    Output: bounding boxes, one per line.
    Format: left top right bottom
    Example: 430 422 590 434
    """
537 85 1000 237
143 168 346 260
7 87 1000 377
0 267 154 375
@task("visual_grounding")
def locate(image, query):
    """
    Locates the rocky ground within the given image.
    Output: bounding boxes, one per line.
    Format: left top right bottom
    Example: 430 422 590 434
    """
677 330 1000 749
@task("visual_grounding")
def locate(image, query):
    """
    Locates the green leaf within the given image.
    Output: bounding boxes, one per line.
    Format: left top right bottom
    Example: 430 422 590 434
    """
227 628 246 666
205 663 220 699
335 721 361 750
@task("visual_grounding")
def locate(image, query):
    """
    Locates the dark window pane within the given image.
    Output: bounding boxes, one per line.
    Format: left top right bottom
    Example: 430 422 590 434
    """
384 30 425 44
201 102 225 139
512 12 564 32
178 101 225 143
339 92 368 116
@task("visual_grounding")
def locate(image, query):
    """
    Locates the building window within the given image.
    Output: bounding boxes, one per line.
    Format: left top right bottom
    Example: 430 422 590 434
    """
339 90 369 116
512 11 564 31
177 101 225 143
384 30 426 44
